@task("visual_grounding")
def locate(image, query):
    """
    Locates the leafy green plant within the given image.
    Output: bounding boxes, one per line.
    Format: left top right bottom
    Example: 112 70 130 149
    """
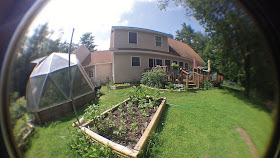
70 128 116 157
200 82 213 90
113 126 126 137
84 104 101 129
130 122 138 131
165 82 174 89
141 69 166 88
141 109 149 117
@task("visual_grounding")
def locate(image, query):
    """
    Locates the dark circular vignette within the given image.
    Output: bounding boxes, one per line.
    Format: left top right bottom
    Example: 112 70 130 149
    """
0 0 279 157
238 0 280 157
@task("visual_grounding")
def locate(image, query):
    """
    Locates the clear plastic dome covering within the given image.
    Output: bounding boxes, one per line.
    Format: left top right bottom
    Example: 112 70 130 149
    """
26 53 94 112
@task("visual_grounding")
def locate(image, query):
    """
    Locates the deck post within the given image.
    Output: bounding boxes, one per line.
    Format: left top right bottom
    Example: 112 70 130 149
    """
197 74 200 88
186 74 189 89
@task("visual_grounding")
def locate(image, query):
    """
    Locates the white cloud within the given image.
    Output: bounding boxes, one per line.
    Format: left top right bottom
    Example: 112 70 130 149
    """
28 0 142 50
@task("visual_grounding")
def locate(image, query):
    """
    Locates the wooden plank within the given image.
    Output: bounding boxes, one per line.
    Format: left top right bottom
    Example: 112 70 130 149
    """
77 97 167 158
80 126 139 157
134 98 167 151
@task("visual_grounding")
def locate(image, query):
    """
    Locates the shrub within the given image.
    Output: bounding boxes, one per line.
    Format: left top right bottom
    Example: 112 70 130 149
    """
165 82 174 89
200 82 213 90
141 69 166 88
10 97 27 127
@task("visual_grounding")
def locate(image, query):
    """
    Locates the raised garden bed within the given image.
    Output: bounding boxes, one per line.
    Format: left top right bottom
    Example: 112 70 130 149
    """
109 83 140 90
140 84 186 92
76 96 166 157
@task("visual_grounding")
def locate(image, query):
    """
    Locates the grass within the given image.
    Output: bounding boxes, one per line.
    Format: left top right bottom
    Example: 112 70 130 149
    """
23 86 275 157
23 88 129 158
147 88 274 158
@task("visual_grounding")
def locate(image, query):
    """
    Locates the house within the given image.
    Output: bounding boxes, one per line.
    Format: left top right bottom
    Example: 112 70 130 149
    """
82 50 113 84
77 26 206 83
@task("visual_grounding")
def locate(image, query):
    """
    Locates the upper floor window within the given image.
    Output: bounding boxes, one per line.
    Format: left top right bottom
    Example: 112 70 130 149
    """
129 32 137 44
132 56 140 66
155 36 162 46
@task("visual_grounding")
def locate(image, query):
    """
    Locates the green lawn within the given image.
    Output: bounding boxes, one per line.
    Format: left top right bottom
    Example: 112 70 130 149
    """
24 86 274 158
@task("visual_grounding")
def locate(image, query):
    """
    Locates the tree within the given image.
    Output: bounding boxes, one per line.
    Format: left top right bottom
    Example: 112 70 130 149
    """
80 32 96 52
175 23 209 60
11 23 62 96
159 0 274 98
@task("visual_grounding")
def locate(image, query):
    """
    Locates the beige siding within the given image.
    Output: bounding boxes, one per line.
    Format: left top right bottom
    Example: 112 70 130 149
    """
96 64 112 83
114 30 169 52
113 52 197 83
84 64 112 83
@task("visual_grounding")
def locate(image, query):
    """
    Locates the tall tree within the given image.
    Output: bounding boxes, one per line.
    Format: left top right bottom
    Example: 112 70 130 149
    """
11 23 61 96
175 23 209 59
159 0 274 98
80 32 96 52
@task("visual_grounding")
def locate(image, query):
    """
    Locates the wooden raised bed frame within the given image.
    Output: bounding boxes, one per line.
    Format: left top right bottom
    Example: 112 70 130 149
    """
109 83 140 90
78 97 166 157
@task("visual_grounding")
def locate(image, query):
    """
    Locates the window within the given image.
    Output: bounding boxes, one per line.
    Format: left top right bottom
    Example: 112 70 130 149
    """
185 63 189 69
165 59 171 66
88 69 94 78
129 32 137 44
155 36 162 46
132 56 140 66
149 59 155 68
173 60 178 64
179 62 183 67
156 59 163 66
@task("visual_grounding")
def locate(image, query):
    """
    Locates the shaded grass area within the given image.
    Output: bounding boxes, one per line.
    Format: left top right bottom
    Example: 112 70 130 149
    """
24 86 274 157
147 88 274 158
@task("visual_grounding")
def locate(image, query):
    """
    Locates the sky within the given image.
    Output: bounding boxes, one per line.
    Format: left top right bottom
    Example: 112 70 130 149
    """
28 0 205 50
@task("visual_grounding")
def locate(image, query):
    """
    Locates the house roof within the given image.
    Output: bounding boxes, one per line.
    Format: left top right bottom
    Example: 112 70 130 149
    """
168 38 206 65
82 50 112 66
112 26 173 38
109 38 205 66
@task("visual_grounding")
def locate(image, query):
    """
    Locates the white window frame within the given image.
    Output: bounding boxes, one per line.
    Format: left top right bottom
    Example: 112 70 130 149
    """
131 56 141 67
128 32 138 44
155 35 162 47
88 69 94 78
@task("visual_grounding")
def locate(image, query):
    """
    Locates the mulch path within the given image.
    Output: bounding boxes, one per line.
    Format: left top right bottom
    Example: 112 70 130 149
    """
236 127 259 158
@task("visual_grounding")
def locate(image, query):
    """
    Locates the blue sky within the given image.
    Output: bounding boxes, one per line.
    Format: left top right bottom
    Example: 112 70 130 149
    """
29 0 204 50
120 1 204 36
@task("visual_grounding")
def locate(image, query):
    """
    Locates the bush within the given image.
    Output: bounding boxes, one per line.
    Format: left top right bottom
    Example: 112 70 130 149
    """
10 97 27 127
200 82 213 90
141 69 166 88
165 82 174 89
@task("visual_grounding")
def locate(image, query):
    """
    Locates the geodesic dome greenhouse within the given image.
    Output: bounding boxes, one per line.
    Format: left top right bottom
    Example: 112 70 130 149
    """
26 53 95 123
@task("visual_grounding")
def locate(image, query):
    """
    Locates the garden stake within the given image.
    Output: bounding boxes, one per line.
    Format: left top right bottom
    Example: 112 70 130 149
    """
68 28 80 125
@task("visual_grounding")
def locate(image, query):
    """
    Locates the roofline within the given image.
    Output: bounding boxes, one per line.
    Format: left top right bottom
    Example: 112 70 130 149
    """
83 62 112 68
111 50 205 66
112 26 173 38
